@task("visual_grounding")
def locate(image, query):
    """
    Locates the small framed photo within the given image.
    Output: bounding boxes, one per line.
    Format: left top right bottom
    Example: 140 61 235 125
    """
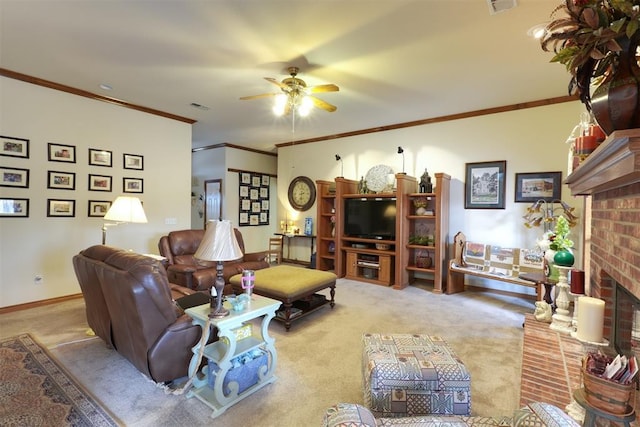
89 174 112 191
47 199 75 217
0 167 29 188
88 200 112 217
252 175 261 187
1 135 29 159
123 177 143 193
515 171 562 203
123 153 144 170
89 148 113 167
241 172 251 184
465 160 506 209
48 143 76 163
47 170 76 190
0 198 29 218
261 175 270 186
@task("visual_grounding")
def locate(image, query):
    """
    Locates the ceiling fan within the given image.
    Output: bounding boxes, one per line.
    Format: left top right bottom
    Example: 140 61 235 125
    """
240 67 339 116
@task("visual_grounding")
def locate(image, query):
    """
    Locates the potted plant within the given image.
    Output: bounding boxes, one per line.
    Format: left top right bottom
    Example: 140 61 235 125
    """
540 0 640 134
538 215 576 276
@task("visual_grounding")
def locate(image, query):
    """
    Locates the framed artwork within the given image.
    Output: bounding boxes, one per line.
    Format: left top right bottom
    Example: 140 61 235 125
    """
238 171 270 226
88 174 112 192
123 177 143 193
47 199 75 217
48 143 76 163
88 200 112 217
89 148 113 167
465 160 506 209
0 198 29 218
0 167 29 188
123 153 144 170
47 170 76 190
515 171 562 202
1 135 29 159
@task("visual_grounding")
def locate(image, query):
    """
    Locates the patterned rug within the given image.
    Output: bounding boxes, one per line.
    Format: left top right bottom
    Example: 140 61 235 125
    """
0 334 118 427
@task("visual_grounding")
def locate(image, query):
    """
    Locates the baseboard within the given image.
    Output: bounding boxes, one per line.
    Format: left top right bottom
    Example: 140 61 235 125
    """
0 293 83 314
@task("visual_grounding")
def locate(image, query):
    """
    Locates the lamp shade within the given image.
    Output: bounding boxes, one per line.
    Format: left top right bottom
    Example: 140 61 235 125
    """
104 196 147 223
194 220 243 262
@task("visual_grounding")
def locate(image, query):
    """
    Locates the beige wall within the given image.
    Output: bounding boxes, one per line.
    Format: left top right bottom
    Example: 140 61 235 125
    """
0 77 192 308
276 101 587 290
191 147 278 253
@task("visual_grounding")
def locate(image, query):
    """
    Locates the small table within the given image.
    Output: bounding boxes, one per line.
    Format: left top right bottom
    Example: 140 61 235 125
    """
275 233 316 265
519 272 557 305
573 388 635 427
185 295 281 418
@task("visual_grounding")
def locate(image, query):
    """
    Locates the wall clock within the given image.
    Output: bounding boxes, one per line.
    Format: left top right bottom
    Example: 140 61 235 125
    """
288 176 316 211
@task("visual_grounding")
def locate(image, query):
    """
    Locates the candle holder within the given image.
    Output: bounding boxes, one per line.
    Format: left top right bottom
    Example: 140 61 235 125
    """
550 266 574 334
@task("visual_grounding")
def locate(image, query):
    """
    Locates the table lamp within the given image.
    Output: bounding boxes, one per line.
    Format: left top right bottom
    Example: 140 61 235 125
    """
102 196 147 244
194 219 243 318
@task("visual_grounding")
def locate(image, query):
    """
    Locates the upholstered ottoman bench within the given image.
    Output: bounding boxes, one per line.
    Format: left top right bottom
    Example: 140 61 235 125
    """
229 265 336 330
362 333 471 417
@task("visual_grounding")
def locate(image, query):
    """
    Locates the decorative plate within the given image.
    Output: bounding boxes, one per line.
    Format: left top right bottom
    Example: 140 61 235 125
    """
365 164 394 192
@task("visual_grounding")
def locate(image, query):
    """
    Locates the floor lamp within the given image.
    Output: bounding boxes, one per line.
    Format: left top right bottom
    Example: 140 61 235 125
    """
102 196 148 244
194 220 244 318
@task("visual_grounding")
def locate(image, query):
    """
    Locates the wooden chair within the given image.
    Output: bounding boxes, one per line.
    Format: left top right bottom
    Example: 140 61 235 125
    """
267 236 283 265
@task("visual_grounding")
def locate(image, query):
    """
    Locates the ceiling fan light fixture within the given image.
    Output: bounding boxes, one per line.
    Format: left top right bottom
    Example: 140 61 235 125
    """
273 94 287 116
297 96 313 117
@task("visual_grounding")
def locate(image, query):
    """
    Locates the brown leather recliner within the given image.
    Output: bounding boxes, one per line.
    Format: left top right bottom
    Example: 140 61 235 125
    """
158 228 270 293
72 245 205 383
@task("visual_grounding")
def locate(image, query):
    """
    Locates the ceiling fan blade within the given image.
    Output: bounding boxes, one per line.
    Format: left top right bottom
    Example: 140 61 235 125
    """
239 93 278 101
309 84 339 93
309 96 337 112
264 77 290 91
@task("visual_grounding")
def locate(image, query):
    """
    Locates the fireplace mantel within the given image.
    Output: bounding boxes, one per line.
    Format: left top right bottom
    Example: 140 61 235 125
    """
565 129 640 195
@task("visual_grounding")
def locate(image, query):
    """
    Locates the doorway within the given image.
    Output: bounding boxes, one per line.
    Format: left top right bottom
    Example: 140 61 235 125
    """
204 179 222 227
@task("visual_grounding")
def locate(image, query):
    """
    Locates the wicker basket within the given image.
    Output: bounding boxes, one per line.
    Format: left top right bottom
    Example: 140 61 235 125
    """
582 357 636 415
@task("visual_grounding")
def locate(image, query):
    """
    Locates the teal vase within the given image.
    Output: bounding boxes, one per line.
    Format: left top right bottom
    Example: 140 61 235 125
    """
554 250 575 267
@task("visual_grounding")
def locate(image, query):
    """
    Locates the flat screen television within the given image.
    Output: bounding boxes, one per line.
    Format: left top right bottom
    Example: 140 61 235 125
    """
343 198 396 240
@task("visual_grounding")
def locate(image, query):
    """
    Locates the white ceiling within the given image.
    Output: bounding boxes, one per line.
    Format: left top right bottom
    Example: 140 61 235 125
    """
0 0 572 152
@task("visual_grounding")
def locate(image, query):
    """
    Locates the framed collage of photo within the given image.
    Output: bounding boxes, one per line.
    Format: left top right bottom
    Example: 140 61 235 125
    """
238 172 269 226
1 135 29 158
1 167 29 188
0 198 29 218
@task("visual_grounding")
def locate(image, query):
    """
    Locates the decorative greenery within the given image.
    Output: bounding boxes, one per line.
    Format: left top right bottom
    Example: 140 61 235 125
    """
538 215 575 252
540 0 640 105
409 235 432 245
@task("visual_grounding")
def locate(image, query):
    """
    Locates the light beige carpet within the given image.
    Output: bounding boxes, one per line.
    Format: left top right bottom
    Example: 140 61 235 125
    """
0 279 532 426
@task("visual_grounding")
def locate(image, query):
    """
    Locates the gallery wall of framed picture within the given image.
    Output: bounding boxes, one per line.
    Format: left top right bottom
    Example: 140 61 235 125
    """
238 171 270 226
0 134 145 219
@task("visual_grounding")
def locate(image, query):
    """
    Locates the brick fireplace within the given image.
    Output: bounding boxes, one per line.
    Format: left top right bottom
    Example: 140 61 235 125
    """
520 130 640 410
565 129 640 346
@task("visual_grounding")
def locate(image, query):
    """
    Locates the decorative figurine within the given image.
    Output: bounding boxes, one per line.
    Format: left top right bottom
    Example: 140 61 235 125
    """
419 169 433 193
358 176 368 194
534 301 553 323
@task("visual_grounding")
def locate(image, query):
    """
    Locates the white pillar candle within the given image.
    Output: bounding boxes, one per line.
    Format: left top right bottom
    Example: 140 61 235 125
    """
576 296 605 343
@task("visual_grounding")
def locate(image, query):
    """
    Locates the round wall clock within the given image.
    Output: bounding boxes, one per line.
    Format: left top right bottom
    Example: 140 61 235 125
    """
288 176 316 211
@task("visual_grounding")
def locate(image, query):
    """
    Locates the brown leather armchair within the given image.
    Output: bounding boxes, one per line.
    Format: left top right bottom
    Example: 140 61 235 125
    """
158 228 270 293
72 245 205 383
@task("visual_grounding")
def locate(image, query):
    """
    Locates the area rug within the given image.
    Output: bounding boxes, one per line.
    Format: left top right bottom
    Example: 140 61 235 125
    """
0 334 118 427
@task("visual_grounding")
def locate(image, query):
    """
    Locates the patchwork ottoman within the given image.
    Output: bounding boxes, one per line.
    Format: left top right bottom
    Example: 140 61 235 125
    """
362 333 471 417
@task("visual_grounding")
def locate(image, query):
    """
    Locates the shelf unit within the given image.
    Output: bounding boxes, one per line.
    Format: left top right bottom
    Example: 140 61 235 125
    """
316 173 450 292
399 173 450 293
315 178 357 276
343 240 394 286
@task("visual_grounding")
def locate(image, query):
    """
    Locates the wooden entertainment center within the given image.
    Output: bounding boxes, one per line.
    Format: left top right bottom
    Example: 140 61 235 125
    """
316 173 450 292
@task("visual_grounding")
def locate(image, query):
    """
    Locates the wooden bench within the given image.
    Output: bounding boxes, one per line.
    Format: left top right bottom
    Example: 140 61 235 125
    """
447 231 545 299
